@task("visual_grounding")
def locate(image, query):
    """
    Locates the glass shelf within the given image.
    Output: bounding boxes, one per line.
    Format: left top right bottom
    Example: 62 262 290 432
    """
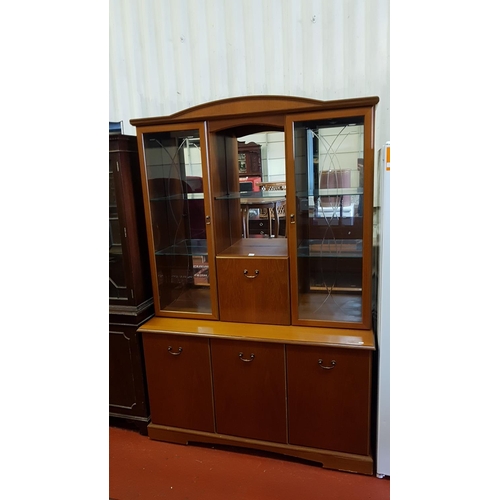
155 239 208 257
298 239 363 258
297 188 363 197
215 190 286 201
150 192 205 202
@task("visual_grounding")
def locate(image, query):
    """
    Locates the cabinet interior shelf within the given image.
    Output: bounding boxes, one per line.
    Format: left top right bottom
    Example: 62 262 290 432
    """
298 239 362 258
150 193 205 202
296 188 363 198
156 239 208 257
214 191 286 201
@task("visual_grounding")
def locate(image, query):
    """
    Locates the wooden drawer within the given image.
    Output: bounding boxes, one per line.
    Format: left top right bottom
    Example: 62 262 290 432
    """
211 338 287 443
287 344 372 455
216 257 290 325
142 333 215 432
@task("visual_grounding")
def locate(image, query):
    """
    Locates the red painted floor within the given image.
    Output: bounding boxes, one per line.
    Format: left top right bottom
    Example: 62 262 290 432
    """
109 424 390 499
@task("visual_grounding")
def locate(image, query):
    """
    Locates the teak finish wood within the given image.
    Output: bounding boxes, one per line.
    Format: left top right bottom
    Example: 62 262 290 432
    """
216 257 290 325
147 424 373 475
211 339 287 443
131 96 379 475
138 317 375 349
130 95 379 127
287 344 372 456
142 333 215 433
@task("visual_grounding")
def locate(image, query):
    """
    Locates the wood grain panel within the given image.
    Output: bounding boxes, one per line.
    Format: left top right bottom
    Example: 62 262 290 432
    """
138 317 375 349
142 333 215 432
216 257 290 325
211 339 287 443
287 344 371 455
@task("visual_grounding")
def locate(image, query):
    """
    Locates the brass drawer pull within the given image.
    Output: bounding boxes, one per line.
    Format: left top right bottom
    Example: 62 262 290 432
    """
239 352 255 362
167 346 183 356
318 359 336 369
243 269 259 279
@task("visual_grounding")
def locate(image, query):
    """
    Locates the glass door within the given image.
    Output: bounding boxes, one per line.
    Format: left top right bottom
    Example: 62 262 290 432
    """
109 153 129 302
286 108 374 328
139 124 217 318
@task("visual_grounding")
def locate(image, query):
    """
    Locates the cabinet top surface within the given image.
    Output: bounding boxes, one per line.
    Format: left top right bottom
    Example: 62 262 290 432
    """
138 318 375 349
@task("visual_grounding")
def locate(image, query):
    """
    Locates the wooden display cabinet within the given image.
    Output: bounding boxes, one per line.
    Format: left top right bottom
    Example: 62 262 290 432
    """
131 95 379 474
109 134 154 434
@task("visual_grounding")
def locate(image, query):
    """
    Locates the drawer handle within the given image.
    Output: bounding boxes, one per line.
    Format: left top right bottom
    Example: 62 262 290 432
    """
318 359 336 370
238 352 255 362
167 346 183 356
243 269 259 279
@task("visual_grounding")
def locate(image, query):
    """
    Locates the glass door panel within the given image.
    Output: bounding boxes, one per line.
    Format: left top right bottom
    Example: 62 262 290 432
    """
142 128 213 316
291 116 365 325
109 155 128 301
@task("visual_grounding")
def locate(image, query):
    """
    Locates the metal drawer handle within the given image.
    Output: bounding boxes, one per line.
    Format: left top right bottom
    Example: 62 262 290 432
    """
239 352 255 362
243 269 259 279
167 346 183 356
318 359 336 369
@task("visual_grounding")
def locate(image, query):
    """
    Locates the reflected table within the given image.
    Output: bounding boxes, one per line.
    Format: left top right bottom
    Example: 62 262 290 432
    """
240 194 286 238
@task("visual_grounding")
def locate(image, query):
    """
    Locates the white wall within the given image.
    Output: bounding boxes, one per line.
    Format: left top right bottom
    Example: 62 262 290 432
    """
109 0 390 177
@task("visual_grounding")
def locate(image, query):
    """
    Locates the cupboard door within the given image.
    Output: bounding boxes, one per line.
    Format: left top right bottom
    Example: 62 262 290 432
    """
216 257 290 325
286 108 374 329
287 345 371 455
211 339 287 443
142 333 215 432
139 125 218 319
109 326 149 419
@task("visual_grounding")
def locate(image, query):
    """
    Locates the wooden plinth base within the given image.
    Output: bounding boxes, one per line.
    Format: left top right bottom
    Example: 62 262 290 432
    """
147 423 373 475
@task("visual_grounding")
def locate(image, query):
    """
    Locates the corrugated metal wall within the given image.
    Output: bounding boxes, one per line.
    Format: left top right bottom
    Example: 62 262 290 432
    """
109 0 389 147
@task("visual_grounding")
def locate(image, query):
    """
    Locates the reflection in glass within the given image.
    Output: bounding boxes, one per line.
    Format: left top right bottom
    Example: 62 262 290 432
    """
143 130 211 314
109 160 128 300
238 132 286 238
293 117 364 323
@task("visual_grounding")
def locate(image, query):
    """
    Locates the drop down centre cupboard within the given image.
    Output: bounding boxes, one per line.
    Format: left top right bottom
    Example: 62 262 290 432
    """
131 95 379 475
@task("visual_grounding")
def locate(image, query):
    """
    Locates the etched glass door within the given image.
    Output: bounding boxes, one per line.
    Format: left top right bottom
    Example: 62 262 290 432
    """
141 125 215 317
289 112 370 327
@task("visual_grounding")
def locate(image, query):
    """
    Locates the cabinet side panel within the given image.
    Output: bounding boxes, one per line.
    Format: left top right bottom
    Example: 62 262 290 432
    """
142 333 215 432
287 345 371 455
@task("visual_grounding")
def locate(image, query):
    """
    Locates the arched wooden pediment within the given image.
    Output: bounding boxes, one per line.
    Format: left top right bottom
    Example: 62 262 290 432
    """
130 95 379 127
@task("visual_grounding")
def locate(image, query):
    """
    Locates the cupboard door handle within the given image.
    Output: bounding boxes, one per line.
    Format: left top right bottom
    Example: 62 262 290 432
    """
318 359 336 369
167 346 183 356
238 352 255 362
243 269 259 279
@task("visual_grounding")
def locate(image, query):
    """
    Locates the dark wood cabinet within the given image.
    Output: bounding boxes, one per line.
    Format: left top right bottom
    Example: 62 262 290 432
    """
238 141 262 176
109 134 154 433
130 96 379 474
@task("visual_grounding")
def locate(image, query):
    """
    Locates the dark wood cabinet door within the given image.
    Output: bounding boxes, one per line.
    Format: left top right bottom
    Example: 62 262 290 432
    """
109 326 149 418
287 345 372 455
142 333 215 433
211 339 287 443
